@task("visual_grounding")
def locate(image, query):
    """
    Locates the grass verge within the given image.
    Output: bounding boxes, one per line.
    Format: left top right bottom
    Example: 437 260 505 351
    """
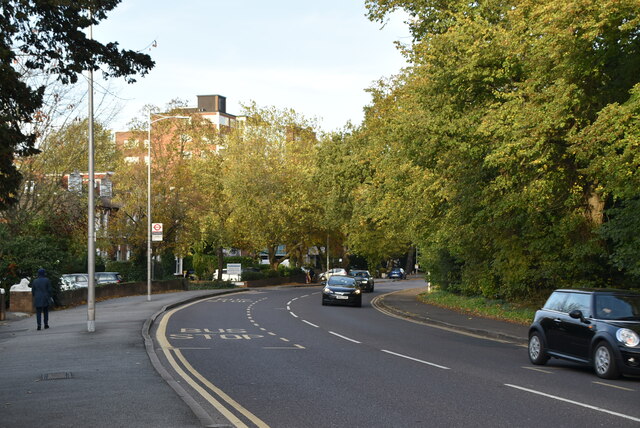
417 289 538 325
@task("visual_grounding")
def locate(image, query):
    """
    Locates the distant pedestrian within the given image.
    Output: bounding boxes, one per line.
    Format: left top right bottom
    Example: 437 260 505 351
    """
30 268 53 331
309 268 315 283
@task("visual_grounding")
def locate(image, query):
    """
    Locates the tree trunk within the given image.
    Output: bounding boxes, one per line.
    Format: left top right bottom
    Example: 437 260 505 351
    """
217 246 224 280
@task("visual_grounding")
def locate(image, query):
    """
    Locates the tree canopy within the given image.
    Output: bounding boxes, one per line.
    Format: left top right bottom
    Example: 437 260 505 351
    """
0 0 154 210
357 0 640 297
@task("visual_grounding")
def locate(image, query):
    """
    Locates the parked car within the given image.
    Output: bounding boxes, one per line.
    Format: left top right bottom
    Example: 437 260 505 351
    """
95 272 123 285
349 269 374 292
318 268 348 282
60 273 89 290
388 268 406 280
528 288 640 379
321 275 362 307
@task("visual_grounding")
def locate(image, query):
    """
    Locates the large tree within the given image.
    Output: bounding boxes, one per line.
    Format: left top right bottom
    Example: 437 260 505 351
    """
0 0 154 210
360 0 640 298
223 103 320 270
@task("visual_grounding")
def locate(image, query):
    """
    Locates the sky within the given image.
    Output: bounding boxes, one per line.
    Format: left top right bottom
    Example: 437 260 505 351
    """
93 1 410 133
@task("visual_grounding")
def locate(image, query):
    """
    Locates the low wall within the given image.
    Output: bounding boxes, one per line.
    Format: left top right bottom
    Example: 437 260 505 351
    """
9 275 306 312
55 278 188 308
9 291 33 313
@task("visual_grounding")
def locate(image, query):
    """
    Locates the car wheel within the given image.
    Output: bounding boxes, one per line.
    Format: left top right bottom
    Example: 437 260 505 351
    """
593 342 620 379
528 332 549 365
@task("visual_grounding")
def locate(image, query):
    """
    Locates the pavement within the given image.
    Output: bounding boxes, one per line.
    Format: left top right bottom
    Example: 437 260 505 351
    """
0 280 529 427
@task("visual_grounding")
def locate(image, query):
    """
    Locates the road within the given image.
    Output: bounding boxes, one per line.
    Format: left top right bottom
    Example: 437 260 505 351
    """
151 279 640 427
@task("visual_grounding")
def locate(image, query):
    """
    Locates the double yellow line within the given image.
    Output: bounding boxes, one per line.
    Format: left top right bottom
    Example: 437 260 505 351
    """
155 299 270 428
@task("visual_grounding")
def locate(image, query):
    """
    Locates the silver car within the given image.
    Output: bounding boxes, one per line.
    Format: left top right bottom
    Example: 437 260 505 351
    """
60 273 89 290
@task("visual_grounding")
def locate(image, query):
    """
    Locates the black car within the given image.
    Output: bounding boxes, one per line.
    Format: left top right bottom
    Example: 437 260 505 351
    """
349 270 374 292
388 268 406 280
528 288 640 379
321 275 362 307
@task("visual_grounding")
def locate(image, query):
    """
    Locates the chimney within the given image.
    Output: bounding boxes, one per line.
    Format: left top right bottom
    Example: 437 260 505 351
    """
197 95 226 113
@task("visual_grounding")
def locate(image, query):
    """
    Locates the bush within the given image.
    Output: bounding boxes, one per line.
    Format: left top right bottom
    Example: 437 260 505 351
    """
105 260 145 282
241 271 264 281
278 265 303 277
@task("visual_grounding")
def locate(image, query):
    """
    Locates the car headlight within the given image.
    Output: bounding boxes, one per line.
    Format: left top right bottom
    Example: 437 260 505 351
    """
323 287 332 294
355 289 361 295
616 328 640 347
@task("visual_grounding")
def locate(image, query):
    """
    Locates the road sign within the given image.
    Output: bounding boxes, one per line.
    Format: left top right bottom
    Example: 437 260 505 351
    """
152 223 163 242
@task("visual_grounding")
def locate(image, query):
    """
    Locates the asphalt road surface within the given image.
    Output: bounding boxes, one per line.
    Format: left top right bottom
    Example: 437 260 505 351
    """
151 279 640 427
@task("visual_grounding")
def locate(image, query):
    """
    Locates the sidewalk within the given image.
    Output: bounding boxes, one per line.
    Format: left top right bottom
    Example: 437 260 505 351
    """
0 284 529 427
0 289 244 428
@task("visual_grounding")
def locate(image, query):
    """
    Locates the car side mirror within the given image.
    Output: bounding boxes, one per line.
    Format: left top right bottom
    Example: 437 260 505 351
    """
569 309 590 324
321 281 326 286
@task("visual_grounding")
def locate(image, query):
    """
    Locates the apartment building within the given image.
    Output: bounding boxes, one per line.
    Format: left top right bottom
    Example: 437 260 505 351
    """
114 94 242 164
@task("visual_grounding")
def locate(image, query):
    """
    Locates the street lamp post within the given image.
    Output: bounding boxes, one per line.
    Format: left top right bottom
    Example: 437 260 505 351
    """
147 114 190 301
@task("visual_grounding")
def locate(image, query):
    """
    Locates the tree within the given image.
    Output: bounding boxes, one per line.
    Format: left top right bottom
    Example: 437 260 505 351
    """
359 0 640 298
223 103 320 270
0 0 154 210
107 107 219 274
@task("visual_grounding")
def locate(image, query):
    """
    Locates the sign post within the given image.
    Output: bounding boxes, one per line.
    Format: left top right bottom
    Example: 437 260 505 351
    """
152 223 163 242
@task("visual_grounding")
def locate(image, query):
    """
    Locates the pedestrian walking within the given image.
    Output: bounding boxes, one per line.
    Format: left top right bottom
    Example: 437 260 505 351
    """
30 268 53 330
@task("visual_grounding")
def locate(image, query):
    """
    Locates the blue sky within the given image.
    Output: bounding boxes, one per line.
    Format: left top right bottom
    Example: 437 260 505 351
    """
94 1 410 132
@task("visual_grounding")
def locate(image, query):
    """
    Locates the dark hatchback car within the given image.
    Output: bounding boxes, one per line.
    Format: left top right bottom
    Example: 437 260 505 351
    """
349 270 374 292
528 288 640 379
388 268 406 280
322 275 362 307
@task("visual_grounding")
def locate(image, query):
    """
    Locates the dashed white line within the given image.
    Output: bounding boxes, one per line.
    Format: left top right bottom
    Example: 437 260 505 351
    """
302 320 319 328
329 331 361 344
280 338 290 342
522 366 553 374
505 384 640 422
381 349 450 370
290 312 298 318
592 381 635 392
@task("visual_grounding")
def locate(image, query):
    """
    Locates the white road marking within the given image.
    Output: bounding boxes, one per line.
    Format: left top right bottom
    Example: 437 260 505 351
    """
381 349 450 370
263 347 304 350
329 331 361 344
156 298 269 428
505 384 640 422
290 312 298 318
280 338 290 342
302 320 319 328
522 366 554 374
592 382 635 392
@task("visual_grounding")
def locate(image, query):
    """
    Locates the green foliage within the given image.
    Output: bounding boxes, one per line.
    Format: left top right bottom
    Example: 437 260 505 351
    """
105 260 145 282
192 252 216 279
418 289 539 326
278 265 303 277
357 0 640 300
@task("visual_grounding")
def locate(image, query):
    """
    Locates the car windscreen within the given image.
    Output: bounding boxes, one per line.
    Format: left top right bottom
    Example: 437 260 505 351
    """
594 294 640 320
351 271 369 277
328 276 356 287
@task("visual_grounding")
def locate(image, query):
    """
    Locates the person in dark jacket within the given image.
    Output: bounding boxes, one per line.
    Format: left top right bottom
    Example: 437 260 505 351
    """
30 268 53 330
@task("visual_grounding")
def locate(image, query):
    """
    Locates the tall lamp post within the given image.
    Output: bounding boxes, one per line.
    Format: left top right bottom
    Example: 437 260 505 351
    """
147 114 190 301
